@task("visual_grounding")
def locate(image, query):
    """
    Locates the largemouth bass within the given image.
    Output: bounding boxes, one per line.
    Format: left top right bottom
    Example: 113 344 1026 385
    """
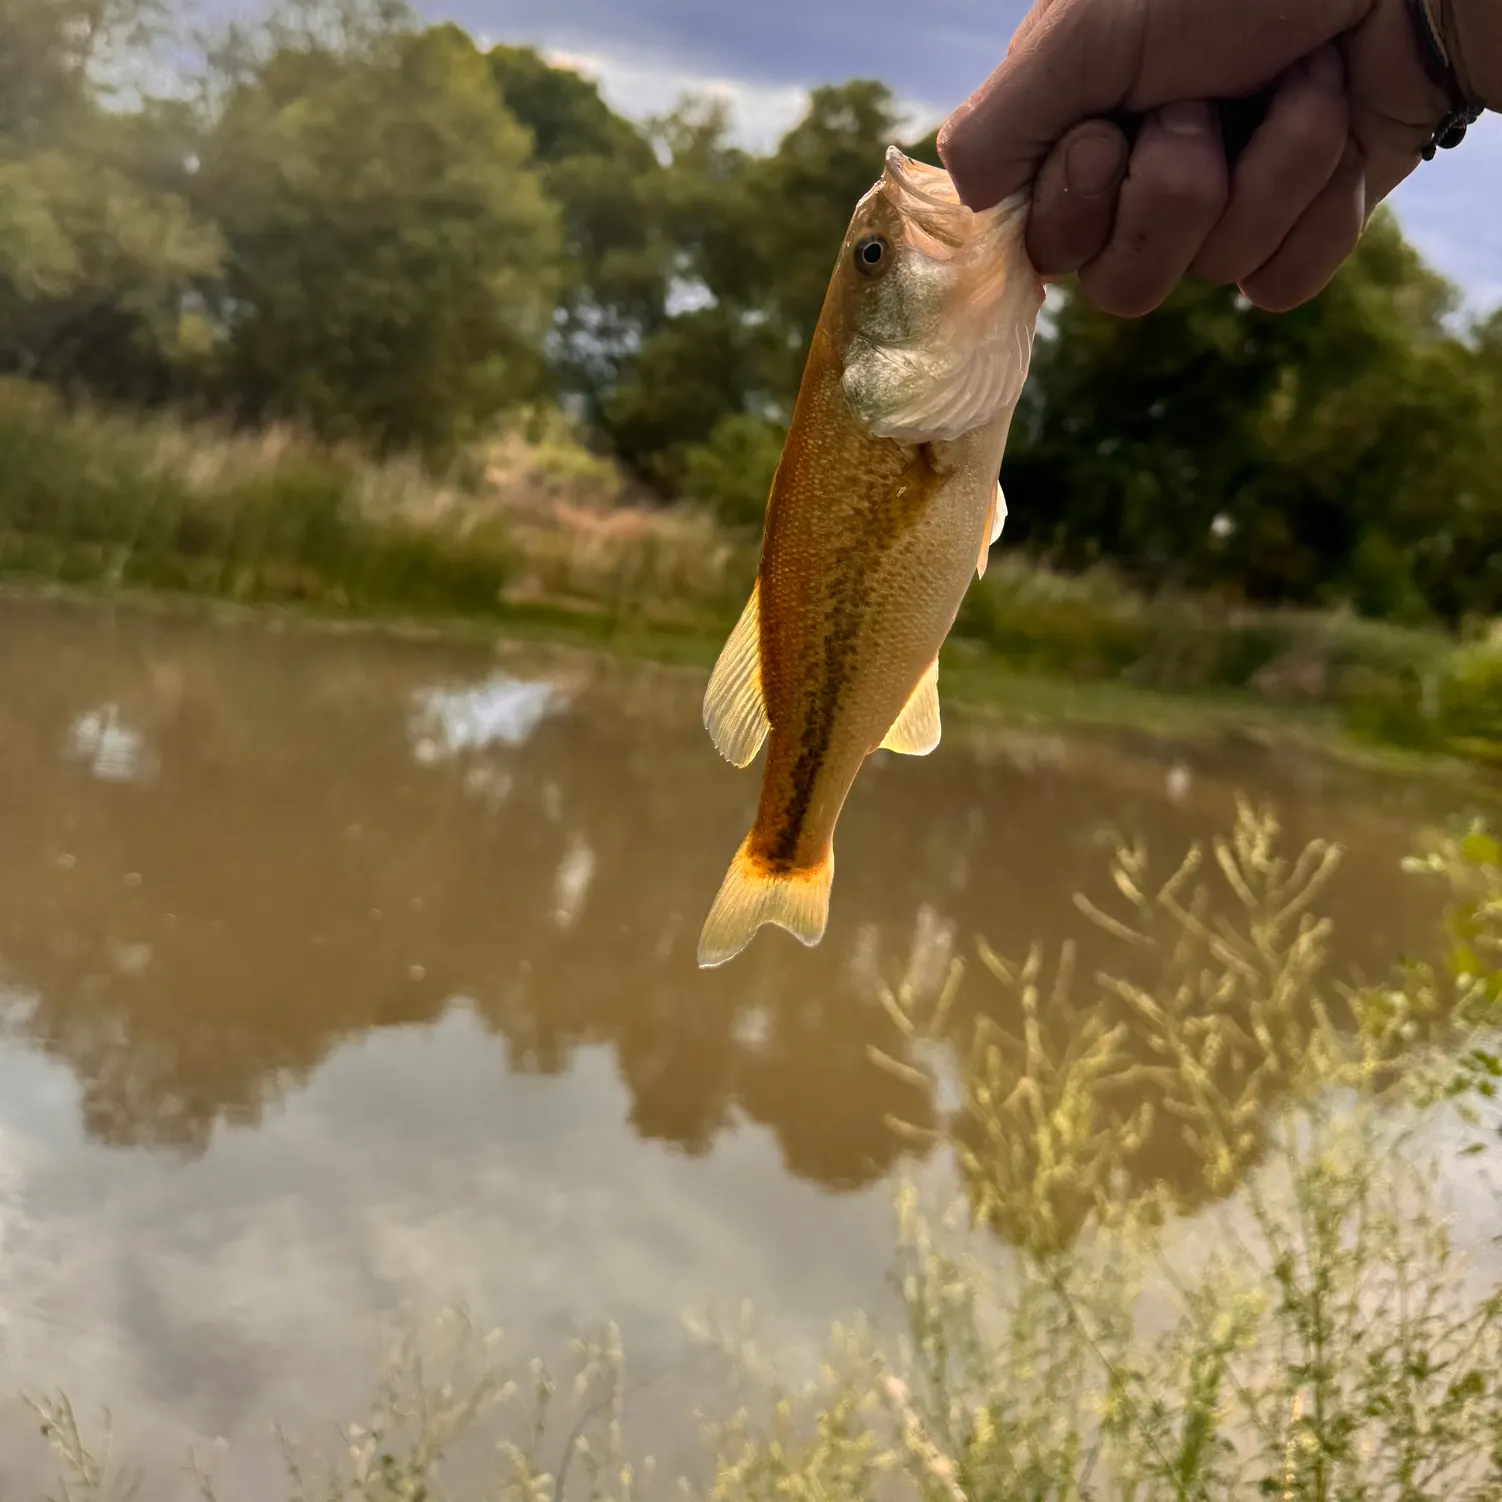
697 146 1044 969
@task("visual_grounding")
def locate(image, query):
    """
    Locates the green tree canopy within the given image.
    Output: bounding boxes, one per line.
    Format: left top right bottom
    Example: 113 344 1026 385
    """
0 0 165 139
197 23 562 455
597 80 906 486
1005 212 1502 620
487 44 671 420
0 0 223 401
737 80 907 401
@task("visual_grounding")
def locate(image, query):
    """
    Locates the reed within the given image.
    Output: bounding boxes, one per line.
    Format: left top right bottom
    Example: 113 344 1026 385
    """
25 806 1502 1500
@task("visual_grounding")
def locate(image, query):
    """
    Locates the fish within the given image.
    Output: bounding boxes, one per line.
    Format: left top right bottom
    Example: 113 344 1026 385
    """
696 145 1045 970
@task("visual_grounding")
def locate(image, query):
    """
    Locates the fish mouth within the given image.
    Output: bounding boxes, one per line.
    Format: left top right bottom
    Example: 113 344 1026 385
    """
851 144 1036 280
865 146 978 255
880 146 964 212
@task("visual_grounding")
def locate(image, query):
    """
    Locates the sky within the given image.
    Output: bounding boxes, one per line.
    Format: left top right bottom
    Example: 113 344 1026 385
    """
204 0 1502 314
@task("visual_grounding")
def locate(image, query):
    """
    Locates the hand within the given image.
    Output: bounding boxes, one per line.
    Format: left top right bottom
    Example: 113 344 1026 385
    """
937 0 1466 315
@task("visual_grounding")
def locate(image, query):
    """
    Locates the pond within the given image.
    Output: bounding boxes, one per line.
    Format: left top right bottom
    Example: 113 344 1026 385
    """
0 592 1492 1496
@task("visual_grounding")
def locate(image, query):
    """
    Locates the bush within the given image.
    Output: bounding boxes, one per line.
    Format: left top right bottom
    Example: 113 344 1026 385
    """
1437 643 1502 758
3 375 1501 770
953 552 1458 715
1340 641 1502 761
680 414 784 531
955 559 1152 680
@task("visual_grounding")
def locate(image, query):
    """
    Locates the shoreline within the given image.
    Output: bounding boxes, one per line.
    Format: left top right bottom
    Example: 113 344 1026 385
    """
5 574 1495 795
2 379 1498 783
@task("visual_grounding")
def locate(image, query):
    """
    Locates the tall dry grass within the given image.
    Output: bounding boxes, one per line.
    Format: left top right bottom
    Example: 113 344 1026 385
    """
0 383 749 631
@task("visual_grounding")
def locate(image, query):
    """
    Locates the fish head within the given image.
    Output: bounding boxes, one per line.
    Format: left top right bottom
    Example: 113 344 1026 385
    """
834 146 1045 445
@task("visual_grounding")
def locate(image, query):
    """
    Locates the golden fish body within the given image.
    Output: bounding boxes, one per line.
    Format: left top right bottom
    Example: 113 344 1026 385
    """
697 148 1043 969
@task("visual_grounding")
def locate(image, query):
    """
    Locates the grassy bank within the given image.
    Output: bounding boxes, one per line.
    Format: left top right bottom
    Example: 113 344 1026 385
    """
24 806 1502 1499
2 379 1500 767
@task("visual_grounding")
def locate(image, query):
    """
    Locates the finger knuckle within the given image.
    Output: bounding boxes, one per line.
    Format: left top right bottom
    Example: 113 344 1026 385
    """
1285 90 1350 148
1137 144 1228 218
1028 207 1112 278
1239 267 1311 314
1154 164 1228 217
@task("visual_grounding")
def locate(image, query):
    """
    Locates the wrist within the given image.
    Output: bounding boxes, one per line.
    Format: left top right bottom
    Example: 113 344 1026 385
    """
1440 0 1501 110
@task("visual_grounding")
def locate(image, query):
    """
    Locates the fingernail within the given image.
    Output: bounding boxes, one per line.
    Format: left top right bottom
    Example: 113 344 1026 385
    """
1065 132 1126 197
1159 101 1211 136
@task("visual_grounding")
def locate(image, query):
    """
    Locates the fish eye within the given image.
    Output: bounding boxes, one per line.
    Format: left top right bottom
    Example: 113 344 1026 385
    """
852 233 890 277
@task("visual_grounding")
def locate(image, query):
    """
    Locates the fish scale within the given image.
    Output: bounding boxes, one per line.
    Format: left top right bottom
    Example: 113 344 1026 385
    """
696 148 1044 969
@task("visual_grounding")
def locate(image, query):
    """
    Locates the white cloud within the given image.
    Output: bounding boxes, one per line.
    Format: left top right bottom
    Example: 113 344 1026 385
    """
408 673 562 764
0 1012 914 1496
532 42 942 152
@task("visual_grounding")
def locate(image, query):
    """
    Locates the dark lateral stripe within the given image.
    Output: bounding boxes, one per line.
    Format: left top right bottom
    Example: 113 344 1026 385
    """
765 442 938 864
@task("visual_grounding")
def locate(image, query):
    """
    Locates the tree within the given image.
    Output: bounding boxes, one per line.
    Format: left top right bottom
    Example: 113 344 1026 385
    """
589 81 908 495
487 45 672 424
0 0 167 141
584 95 777 489
0 0 224 403
737 80 907 403
649 94 759 314
1004 210 1502 619
601 304 783 492
0 128 223 403
680 412 785 529
197 23 562 456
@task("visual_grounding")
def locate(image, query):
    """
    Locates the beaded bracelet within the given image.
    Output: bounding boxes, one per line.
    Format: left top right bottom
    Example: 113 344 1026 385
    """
1407 0 1485 160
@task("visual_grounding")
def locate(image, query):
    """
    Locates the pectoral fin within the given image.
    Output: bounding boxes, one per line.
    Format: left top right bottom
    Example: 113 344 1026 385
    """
704 582 770 768
879 656 941 756
977 480 1007 579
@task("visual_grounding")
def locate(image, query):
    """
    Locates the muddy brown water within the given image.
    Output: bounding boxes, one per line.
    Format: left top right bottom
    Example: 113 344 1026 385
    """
0 592 1494 1496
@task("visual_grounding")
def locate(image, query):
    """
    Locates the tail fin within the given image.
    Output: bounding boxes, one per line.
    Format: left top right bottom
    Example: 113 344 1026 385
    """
697 835 833 969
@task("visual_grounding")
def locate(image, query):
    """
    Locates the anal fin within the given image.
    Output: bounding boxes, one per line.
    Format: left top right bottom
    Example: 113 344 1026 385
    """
704 582 770 767
978 480 1007 579
879 656 941 756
